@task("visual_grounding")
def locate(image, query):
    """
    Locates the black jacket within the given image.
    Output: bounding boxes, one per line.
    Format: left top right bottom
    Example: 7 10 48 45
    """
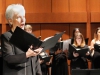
1 30 42 75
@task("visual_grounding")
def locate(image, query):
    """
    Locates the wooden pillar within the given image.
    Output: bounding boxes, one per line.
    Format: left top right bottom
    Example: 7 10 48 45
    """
86 0 91 69
2 0 6 34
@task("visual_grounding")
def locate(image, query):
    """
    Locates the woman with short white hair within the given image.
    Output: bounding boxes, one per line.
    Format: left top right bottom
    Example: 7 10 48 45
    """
1 4 42 75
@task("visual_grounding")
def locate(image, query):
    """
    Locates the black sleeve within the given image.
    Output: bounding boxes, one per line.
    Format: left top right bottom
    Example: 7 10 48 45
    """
67 51 75 60
1 34 28 65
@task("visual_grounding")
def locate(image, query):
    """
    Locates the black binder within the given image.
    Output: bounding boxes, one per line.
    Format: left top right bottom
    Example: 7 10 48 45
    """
90 69 100 75
39 56 52 63
71 69 89 75
69 44 89 56
56 41 63 50
9 26 65 52
72 69 100 75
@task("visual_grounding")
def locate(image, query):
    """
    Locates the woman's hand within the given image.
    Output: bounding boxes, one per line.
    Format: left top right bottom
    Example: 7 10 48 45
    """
86 51 90 56
73 52 79 57
26 47 43 58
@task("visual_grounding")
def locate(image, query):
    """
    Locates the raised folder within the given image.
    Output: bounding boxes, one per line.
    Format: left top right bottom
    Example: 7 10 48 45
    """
39 56 52 63
69 44 89 56
9 26 65 52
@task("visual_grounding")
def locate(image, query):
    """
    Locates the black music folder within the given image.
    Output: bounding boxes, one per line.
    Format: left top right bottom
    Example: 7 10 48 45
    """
69 44 89 56
56 41 63 50
39 56 52 63
90 69 100 75
94 44 100 53
9 26 65 52
71 69 89 75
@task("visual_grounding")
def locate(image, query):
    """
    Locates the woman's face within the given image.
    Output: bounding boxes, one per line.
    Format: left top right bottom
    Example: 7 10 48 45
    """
76 36 82 45
9 10 26 30
74 29 80 36
97 29 100 36
25 29 32 33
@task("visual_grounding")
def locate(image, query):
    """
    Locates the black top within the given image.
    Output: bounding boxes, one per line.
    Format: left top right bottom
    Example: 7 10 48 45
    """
68 45 90 69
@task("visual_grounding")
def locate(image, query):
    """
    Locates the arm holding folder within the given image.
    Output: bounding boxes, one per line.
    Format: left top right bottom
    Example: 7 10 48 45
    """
9 26 65 53
69 44 89 56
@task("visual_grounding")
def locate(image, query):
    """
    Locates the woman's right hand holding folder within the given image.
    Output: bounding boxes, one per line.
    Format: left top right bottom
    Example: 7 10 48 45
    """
26 46 43 58
73 52 79 57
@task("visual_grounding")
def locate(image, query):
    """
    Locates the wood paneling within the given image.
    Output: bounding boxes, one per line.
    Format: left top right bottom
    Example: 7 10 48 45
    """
0 0 2 13
91 12 100 22
90 0 100 12
52 0 69 12
0 14 2 23
70 0 86 12
91 23 100 40
6 0 23 8
69 24 86 38
26 12 87 23
24 0 51 13
30 23 41 37
0 25 1 35
41 23 69 40
0 0 2 23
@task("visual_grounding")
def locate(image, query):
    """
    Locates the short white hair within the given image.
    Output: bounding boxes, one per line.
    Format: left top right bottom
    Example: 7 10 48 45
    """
5 4 25 20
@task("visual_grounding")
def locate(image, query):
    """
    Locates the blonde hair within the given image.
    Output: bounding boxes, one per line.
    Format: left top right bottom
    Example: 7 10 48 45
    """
24 24 32 31
73 33 85 47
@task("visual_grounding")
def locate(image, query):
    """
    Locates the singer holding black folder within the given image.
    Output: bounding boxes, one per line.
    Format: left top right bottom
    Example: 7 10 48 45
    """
90 27 100 69
68 33 90 70
51 36 68 75
1 4 43 75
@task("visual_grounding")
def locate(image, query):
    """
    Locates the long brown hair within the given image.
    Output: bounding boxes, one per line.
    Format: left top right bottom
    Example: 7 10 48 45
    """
94 27 100 41
73 33 85 47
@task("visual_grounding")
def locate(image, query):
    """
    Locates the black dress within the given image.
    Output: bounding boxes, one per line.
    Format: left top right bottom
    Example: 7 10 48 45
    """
39 52 51 75
91 43 100 69
68 45 89 69
51 52 68 75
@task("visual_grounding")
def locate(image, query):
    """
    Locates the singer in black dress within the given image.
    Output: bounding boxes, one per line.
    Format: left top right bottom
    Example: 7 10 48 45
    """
50 37 68 75
68 33 90 69
90 27 100 69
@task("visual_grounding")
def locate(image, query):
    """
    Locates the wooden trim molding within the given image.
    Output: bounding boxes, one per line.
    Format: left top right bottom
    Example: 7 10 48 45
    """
26 12 87 23
91 12 100 22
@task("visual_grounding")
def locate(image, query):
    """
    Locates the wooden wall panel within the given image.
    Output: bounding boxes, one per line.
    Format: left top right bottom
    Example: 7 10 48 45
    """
0 14 2 24
0 0 2 23
30 23 41 37
91 12 100 22
90 0 100 12
70 0 86 12
69 24 86 38
26 12 87 23
6 0 23 8
0 25 1 35
91 23 100 40
24 0 51 13
0 0 2 13
52 0 69 12
23 0 34 13
41 23 69 40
